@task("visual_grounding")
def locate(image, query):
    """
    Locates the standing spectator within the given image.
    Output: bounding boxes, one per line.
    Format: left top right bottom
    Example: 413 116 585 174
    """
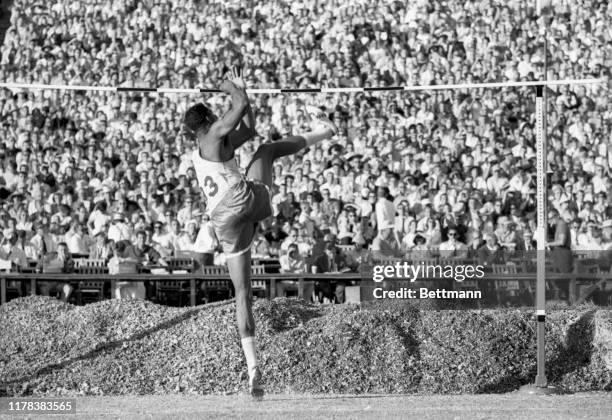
108 240 143 300
375 186 395 231
39 242 74 302
546 208 573 273
277 243 315 301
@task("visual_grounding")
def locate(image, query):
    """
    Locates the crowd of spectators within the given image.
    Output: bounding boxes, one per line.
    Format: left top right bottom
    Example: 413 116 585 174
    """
0 0 611 300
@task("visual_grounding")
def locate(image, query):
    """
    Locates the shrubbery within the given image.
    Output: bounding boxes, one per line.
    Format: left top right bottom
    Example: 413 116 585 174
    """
0 296 610 396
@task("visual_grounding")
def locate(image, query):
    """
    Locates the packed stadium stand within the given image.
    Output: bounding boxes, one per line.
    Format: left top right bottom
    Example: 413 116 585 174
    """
0 0 610 305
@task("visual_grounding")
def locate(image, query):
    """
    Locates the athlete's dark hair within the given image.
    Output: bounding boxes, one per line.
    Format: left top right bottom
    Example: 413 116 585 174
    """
184 103 216 134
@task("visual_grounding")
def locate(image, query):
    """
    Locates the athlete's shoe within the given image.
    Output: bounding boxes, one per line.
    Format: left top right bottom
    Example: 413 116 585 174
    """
305 105 338 135
249 367 264 399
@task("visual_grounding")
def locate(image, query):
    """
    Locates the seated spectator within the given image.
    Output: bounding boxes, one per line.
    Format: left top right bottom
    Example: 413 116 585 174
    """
411 234 432 260
478 234 505 267
176 220 199 252
0 229 29 294
132 230 167 267
251 229 273 258
313 242 348 274
371 221 400 259
400 218 418 252
264 220 287 255
337 206 362 245
495 217 519 251
0 229 28 270
295 226 314 257
438 227 468 259
516 230 536 252
466 230 485 256
279 243 306 274
279 227 299 253
176 195 194 227
166 218 182 254
152 220 174 257
87 201 111 237
29 221 56 257
107 212 132 243
65 222 91 255
89 231 112 261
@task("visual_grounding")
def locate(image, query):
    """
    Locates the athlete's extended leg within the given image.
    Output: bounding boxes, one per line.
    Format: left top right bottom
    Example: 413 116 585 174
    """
226 249 263 397
245 112 337 188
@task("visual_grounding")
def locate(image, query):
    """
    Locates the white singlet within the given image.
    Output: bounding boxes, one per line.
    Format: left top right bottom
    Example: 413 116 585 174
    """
191 150 244 214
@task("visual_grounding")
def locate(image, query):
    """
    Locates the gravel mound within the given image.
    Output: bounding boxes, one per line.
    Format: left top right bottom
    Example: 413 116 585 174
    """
0 296 610 396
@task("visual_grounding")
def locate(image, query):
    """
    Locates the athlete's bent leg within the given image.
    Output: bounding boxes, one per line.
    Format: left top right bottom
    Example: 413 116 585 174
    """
226 249 263 397
245 120 336 188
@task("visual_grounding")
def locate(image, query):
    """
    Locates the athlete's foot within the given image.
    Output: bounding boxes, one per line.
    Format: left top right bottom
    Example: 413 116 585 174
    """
249 367 264 399
305 106 338 136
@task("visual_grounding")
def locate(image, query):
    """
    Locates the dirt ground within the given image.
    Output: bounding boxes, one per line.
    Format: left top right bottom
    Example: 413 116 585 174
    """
1 392 611 419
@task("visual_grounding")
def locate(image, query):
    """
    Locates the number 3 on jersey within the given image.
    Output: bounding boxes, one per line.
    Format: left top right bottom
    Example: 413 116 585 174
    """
202 175 218 197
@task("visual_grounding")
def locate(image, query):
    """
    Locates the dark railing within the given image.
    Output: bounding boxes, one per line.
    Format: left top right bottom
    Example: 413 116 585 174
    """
1 250 610 307
2 271 612 307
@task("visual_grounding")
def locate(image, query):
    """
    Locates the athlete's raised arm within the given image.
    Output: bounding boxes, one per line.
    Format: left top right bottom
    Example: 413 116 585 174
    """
225 67 257 149
208 71 249 139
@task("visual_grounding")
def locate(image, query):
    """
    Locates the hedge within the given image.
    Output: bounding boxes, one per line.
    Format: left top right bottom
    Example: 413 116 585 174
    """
0 296 610 396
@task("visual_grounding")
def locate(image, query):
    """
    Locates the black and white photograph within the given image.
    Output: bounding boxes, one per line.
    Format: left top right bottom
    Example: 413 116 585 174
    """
0 0 611 418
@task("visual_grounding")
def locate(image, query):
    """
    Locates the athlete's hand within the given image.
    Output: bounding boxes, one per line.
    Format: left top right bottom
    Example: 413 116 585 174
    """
220 79 237 94
227 66 246 90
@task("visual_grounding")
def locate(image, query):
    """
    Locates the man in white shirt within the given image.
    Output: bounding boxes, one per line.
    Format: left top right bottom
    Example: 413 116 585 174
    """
107 213 133 243
271 183 288 216
277 243 314 301
375 186 396 230
30 222 57 256
65 223 91 255
320 170 342 200
177 195 194 227
0 230 28 270
177 220 199 252
193 216 218 266
152 220 174 257
87 202 111 237
279 243 306 274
